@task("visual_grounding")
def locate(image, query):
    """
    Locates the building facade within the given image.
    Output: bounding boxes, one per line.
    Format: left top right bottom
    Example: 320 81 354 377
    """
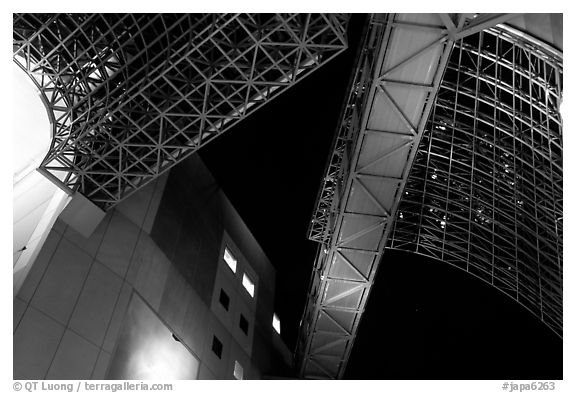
12 13 348 380
14 155 292 379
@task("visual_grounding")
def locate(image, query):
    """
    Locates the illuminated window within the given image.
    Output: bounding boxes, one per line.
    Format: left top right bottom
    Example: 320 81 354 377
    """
272 313 281 334
211 336 223 359
219 289 230 311
224 247 237 273
233 361 244 380
242 273 255 297
239 314 249 335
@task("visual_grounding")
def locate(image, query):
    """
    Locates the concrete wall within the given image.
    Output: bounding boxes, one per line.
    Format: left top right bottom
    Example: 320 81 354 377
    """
150 155 292 378
13 173 167 379
14 155 292 380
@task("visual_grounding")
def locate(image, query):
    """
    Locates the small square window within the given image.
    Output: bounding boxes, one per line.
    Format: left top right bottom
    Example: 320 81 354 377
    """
239 314 249 335
224 247 237 273
272 313 281 334
242 273 255 297
233 361 244 380
211 336 223 359
219 289 230 311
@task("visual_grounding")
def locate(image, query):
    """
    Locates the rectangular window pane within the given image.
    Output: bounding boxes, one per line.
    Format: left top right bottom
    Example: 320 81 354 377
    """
239 314 249 335
234 360 244 380
272 313 281 334
242 273 254 297
219 289 230 311
211 336 223 359
224 247 237 273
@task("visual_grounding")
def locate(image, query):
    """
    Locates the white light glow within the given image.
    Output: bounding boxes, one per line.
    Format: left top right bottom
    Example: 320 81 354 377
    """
12 62 51 181
272 313 281 334
224 247 237 273
12 62 71 297
242 273 255 297
119 296 200 380
233 361 244 380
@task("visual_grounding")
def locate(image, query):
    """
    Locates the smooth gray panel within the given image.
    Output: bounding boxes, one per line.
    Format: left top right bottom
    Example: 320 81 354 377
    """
58 192 106 238
158 266 189 337
249 361 261 380
96 211 140 278
13 296 27 332
51 217 67 235
151 160 220 305
46 329 99 380
69 262 123 346
103 282 133 354
149 172 184 261
13 306 65 379
116 177 155 229
91 350 111 380
198 363 216 380
133 236 170 311
180 287 209 357
17 229 62 303
31 238 92 325
63 212 111 258
125 232 161 286
142 173 169 234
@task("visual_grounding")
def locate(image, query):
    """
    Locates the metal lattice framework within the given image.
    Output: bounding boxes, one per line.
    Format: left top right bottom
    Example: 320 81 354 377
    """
389 25 563 336
297 13 561 380
13 13 348 209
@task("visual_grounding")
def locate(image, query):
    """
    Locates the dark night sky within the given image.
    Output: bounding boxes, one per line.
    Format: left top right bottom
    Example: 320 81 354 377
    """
199 14 562 379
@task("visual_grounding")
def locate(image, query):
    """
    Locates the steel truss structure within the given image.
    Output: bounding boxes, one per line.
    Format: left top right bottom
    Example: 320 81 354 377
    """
389 25 563 335
13 13 348 209
297 13 561 379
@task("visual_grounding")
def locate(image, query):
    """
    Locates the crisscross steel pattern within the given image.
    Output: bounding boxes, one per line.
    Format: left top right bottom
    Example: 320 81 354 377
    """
298 13 470 379
298 14 561 380
13 13 348 208
389 26 563 336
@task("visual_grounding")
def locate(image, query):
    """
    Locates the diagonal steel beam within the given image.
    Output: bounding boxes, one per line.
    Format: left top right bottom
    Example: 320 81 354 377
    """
298 13 482 379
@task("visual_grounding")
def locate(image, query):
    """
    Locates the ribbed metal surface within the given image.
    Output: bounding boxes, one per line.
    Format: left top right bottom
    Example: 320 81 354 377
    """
13 13 348 208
